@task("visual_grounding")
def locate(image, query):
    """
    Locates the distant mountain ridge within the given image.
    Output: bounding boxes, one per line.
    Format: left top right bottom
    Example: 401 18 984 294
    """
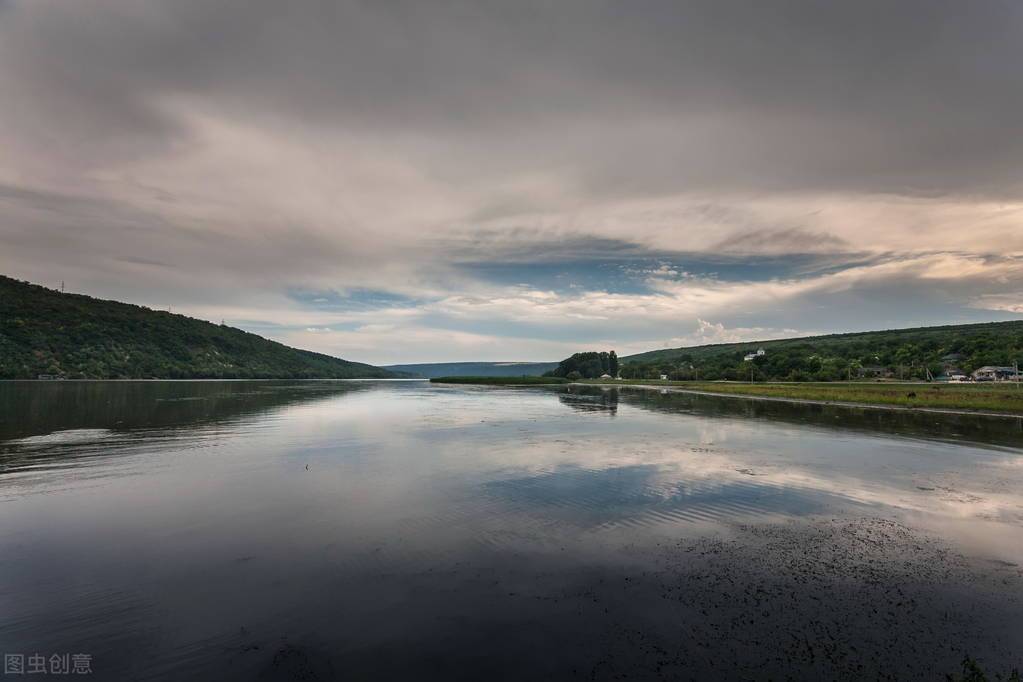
382 361 559 378
0 276 397 380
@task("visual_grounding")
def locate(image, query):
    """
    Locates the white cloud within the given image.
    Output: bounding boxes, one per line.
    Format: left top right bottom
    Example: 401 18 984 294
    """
972 293 1023 314
172 251 1018 364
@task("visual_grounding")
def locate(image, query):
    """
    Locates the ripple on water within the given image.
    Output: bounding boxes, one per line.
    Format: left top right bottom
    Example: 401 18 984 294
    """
480 464 867 534
7 428 116 448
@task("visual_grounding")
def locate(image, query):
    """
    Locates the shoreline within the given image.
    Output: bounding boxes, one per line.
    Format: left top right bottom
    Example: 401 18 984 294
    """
573 381 1023 420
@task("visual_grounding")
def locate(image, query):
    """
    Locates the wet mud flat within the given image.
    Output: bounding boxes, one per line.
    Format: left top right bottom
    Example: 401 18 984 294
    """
217 517 1022 682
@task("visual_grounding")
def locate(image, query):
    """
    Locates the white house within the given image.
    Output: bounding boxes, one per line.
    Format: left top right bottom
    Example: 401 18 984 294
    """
743 348 766 362
972 366 1019 382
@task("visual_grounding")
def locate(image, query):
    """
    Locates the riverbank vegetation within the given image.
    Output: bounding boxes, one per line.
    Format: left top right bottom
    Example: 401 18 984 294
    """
543 351 619 379
621 321 1023 382
430 376 569 385
581 379 1023 414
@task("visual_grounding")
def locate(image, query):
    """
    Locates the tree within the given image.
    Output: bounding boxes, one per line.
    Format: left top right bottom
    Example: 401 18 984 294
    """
609 350 619 377
548 351 618 379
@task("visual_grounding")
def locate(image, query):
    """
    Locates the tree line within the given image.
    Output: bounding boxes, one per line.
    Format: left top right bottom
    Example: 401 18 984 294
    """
544 351 619 380
618 322 1023 382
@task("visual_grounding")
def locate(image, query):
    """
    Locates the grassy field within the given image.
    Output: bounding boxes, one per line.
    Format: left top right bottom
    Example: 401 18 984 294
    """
430 376 569 385
580 379 1023 415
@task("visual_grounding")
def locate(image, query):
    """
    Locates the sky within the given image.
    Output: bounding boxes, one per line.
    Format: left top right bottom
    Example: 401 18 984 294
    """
1 0 1022 365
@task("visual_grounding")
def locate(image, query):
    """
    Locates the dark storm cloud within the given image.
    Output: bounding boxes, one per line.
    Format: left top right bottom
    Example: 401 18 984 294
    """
3 0 1022 194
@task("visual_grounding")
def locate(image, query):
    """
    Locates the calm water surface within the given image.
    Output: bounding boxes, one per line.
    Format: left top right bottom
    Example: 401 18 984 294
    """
1 380 1021 680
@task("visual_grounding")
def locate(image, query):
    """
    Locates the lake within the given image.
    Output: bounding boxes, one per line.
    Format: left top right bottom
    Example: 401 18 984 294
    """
1 380 1021 680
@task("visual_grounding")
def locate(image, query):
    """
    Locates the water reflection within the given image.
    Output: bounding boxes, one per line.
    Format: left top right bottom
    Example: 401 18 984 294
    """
0 380 369 441
0 380 1020 680
558 388 618 415
0 380 370 474
562 384 1023 449
483 463 861 530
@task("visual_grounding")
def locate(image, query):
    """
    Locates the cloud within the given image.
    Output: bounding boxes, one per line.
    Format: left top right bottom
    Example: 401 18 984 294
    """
171 251 1018 364
0 0 1021 362
972 293 1023 314
714 228 852 256
660 319 809 350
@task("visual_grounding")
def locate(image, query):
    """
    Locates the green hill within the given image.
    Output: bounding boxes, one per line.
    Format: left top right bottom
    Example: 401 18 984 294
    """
0 276 397 380
622 321 1023 382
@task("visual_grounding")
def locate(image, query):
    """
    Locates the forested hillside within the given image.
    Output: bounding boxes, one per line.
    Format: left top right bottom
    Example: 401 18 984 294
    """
0 276 396 379
621 321 1023 382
